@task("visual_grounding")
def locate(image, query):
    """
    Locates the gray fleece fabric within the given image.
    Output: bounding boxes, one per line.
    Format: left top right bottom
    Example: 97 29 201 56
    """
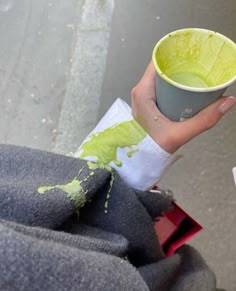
0 144 218 291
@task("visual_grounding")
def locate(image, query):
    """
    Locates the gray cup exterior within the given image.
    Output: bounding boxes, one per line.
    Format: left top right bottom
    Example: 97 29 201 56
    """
156 75 227 122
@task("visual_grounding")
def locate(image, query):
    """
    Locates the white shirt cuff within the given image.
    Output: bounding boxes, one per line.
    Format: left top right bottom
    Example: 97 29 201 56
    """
73 98 177 191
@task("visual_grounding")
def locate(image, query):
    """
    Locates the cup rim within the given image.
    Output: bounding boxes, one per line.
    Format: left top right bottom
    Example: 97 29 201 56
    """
152 28 236 92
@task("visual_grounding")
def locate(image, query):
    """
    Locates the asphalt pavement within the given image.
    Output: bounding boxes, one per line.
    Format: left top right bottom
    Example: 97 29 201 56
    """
0 0 84 150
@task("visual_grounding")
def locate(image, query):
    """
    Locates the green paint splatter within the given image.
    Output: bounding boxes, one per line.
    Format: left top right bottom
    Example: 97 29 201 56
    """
87 161 112 172
87 161 115 214
38 177 87 209
127 148 139 158
79 120 146 167
87 161 100 170
103 170 115 214
75 120 146 214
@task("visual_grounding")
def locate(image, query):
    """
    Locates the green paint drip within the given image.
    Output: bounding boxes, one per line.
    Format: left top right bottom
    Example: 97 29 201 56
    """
87 161 100 170
103 170 115 214
78 120 146 214
87 162 115 215
78 164 87 176
38 177 86 209
80 120 146 167
87 161 112 172
127 148 139 158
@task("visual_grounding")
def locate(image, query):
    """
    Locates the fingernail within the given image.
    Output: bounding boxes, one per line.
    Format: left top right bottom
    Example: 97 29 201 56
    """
218 97 236 114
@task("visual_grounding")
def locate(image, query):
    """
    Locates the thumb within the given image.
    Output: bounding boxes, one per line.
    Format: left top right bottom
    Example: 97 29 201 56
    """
178 96 236 143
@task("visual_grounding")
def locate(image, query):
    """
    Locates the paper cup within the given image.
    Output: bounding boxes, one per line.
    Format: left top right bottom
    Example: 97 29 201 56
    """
152 28 236 121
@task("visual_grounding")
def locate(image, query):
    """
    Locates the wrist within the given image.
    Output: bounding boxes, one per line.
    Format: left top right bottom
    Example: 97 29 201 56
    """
132 111 178 154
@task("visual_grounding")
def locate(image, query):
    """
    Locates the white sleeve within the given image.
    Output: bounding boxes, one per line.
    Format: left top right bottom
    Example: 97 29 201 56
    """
73 98 178 191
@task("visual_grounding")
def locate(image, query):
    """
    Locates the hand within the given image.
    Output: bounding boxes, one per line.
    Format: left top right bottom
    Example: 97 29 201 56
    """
131 61 236 154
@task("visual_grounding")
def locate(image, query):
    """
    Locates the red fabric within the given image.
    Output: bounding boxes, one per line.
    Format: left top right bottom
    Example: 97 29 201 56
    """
154 202 203 257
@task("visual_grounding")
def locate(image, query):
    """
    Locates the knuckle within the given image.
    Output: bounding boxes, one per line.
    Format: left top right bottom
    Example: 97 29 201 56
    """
131 86 138 99
131 86 141 107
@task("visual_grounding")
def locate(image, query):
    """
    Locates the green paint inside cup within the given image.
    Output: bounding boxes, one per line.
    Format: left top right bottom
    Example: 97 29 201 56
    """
153 28 236 90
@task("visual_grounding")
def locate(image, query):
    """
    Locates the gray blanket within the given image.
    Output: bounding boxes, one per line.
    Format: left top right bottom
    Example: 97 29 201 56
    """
0 144 217 291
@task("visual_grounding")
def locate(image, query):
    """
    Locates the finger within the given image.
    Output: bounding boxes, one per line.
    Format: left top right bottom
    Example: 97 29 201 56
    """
177 96 236 144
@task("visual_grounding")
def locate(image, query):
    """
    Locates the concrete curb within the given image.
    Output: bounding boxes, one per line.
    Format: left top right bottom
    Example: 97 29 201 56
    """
53 0 115 154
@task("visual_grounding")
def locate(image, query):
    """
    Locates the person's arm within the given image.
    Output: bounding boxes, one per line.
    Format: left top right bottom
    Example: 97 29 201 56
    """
74 61 236 191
